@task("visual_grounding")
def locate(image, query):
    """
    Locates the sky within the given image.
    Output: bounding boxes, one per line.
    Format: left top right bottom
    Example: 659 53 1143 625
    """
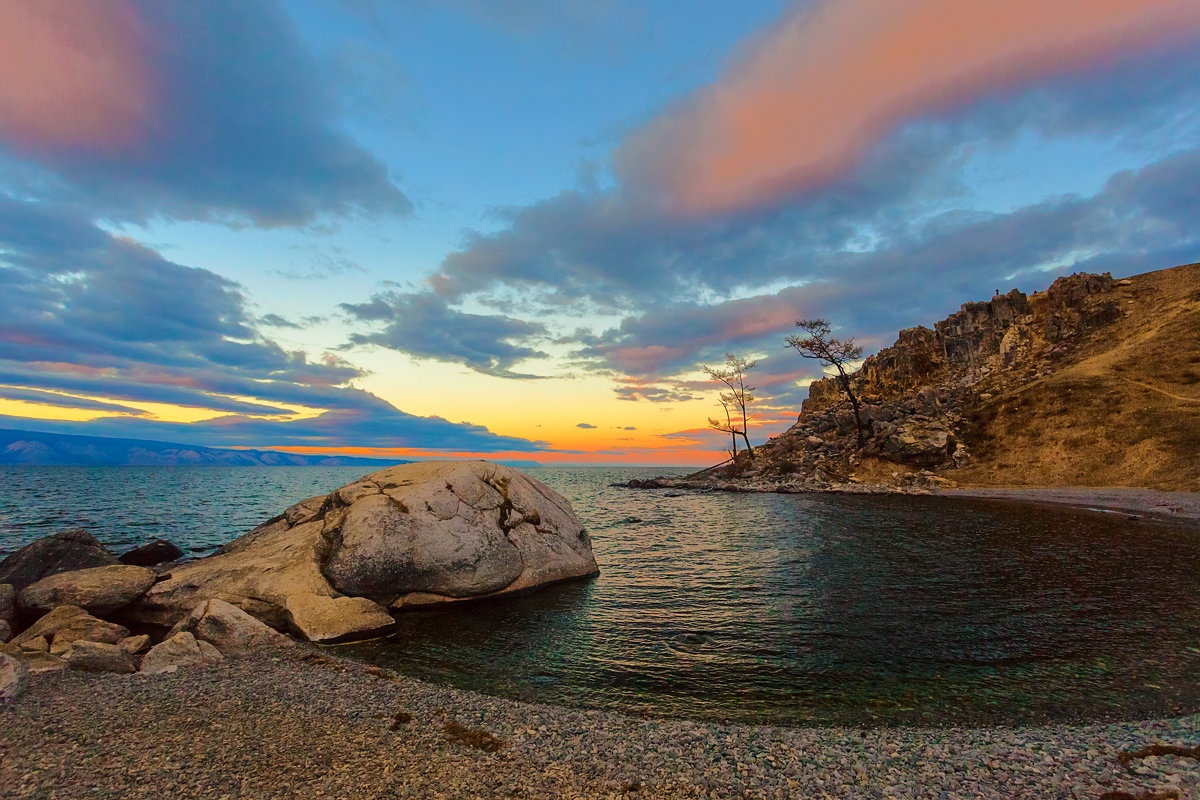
1 0 1199 466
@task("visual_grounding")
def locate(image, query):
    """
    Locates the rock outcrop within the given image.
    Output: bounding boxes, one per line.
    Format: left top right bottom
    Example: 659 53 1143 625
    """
12 605 129 649
658 267 1200 494
17 564 156 618
284 594 395 644
167 599 294 654
0 529 118 592
129 462 598 633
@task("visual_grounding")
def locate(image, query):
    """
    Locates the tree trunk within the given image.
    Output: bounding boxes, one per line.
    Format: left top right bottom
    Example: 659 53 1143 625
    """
836 372 867 449
740 430 754 458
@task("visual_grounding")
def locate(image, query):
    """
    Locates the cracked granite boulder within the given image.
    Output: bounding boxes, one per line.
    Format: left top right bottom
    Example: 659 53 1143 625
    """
128 462 599 637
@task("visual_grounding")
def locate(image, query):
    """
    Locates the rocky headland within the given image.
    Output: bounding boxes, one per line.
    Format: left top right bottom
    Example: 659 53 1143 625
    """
641 263 1200 500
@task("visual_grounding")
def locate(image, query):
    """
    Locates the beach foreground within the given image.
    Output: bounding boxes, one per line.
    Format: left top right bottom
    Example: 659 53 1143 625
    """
2 649 1198 800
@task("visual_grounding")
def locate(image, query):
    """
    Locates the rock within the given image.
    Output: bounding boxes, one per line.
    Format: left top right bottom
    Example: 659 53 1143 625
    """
168 599 293 654
1 652 27 701
0 583 14 626
131 462 598 627
0 619 10 644
118 539 184 567
20 635 49 652
64 641 136 674
881 422 957 468
11 605 129 649
284 594 395 644
0 529 118 592
17 564 156 618
117 635 151 656
9 649 67 673
140 632 223 675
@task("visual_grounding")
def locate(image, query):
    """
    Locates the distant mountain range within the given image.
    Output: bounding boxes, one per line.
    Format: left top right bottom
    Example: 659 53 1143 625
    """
0 428 411 467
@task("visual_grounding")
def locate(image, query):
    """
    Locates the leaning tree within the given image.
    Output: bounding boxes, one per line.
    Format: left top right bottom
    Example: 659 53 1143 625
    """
785 318 867 449
703 353 757 459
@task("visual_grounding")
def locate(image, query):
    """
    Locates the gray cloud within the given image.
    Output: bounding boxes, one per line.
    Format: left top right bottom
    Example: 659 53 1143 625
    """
0 387 147 416
575 422 597 429
0 0 410 228
342 292 550 378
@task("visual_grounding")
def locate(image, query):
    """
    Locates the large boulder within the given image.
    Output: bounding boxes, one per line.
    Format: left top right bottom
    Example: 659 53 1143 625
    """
0 529 118 592
284 594 395 644
17 564 156 618
11 605 129 649
168 599 293 654
130 462 598 629
140 632 222 675
118 539 184 567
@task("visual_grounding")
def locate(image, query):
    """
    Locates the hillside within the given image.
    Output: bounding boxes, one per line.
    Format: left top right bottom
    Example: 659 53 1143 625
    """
0 428 410 467
694 262 1200 492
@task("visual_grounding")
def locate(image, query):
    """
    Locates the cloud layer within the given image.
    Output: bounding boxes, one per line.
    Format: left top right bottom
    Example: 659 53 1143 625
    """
616 0 1200 216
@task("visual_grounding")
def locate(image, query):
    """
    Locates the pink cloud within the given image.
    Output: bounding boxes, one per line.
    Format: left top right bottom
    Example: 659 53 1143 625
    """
0 0 152 154
617 0 1200 216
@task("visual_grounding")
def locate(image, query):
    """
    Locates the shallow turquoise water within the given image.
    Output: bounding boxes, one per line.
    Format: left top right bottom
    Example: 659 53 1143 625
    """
3 465 1199 726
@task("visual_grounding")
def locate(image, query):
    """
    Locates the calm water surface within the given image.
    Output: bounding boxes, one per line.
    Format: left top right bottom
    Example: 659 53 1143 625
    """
3 465 1199 726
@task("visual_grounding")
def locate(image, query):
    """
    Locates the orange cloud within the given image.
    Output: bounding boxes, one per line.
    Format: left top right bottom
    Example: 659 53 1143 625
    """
619 0 1200 216
0 0 152 154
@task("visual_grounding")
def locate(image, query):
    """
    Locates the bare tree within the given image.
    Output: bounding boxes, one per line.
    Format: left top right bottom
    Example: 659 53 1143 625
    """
786 318 867 448
704 353 757 458
707 394 740 461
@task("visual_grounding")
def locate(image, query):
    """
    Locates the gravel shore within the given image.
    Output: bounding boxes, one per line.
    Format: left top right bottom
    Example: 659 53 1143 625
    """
2 649 1198 800
935 488 1200 527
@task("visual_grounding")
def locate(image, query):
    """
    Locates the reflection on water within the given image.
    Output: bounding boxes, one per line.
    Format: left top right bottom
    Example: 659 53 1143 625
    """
3 465 1199 726
344 467 1200 727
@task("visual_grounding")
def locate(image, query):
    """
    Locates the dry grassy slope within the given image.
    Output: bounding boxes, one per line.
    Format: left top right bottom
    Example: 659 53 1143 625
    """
951 262 1200 491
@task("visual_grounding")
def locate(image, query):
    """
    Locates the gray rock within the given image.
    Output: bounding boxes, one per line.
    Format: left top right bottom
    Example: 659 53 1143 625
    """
284 593 395 644
0 619 10 644
168 599 293 654
0 652 27 701
0 529 118 592
131 462 598 626
11 605 129 649
140 632 223 675
117 634 151 656
0 583 14 626
17 564 156 618
64 641 136 674
118 539 184 567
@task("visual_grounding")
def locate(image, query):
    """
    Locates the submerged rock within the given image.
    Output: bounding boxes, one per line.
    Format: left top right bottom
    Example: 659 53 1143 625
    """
130 462 598 632
0 529 118 592
118 539 184 567
17 564 156 618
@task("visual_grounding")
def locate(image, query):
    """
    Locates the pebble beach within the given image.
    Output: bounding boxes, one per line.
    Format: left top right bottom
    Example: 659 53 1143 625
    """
2 647 1198 800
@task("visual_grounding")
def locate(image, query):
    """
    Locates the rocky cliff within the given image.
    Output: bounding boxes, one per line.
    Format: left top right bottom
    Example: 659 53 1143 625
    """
678 262 1200 493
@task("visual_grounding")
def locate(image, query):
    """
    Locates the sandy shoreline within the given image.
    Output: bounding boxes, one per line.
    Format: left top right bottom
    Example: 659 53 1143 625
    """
2 649 1198 799
935 487 1200 527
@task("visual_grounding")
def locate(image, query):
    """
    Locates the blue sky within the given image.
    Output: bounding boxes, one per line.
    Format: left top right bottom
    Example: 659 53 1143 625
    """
0 0 1198 463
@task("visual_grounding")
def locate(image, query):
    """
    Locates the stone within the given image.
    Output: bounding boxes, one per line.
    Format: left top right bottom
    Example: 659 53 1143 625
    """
118 539 184 567
13 650 67 673
140 632 223 675
117 634 151 656
0 583 14 626
64 641 136 674
20 635 49 652
284 593 395 644
1 652 27 701
0 529 118 592
881 421 957 468
11 605 129 649
130 462 598 627
0 619 10 644
168 599 293 655
17 564 156 618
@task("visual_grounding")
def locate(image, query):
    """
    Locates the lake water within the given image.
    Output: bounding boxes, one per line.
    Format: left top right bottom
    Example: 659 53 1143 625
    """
3 465 1199 727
